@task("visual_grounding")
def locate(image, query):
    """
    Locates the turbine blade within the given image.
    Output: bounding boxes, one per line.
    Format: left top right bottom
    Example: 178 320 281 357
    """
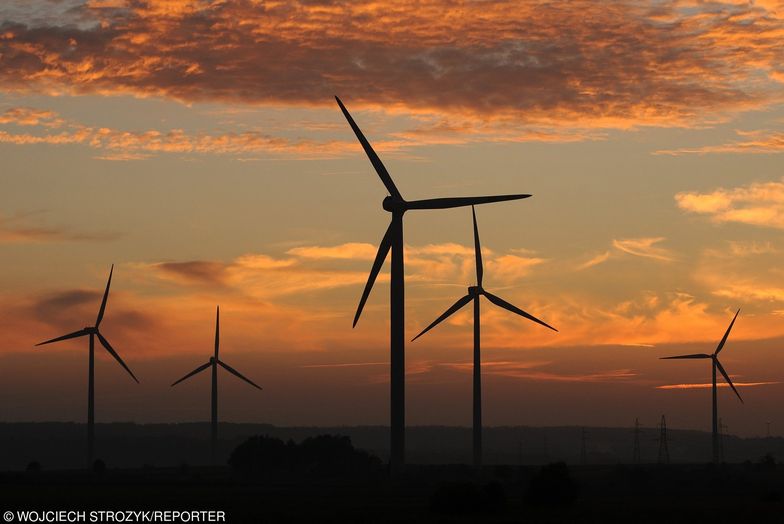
353 221 393 327
406 194 530 210
411 294 472 341
715 309 740 355
96 332 139 383
218 359 262 390
483 291 558 332
95 264 114 328
659 354 712 359
716 359 743 403
334 96 402 200
35 328 89 346
472 206 483 287
214 305 220 360
171 361 212 387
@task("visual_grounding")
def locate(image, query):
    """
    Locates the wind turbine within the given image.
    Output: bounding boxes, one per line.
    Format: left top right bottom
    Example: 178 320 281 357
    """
336 96 530 472
171 306 262 464
660 309 743 464
411 206 557 467
35 264 138 468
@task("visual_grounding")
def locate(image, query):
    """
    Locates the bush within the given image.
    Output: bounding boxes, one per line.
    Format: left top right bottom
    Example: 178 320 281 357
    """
92 459 106 475
299 435 381 475
430 481 506 514
25 461 41 474
228 435 295 476
228 434 381 478
526 462 578 506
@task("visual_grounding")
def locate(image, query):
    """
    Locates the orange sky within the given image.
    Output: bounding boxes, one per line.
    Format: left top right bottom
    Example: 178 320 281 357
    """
1 0 784 435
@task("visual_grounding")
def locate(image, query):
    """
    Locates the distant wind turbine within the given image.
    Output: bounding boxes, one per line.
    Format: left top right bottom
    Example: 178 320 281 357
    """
171 306 262 464
336 96 530 472
35 264 138 468
660 309 743 464
411 206 557 468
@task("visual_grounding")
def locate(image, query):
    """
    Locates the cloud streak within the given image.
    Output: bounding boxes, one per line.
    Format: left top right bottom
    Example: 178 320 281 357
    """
0 212 119 243
656 130 784 155
657 381 780 390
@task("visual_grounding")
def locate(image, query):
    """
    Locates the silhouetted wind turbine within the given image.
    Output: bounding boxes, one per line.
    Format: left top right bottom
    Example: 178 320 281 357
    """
336 96 530 472
412 206 556 468
171 306 261 464
35 264 138 468
660 309 743 464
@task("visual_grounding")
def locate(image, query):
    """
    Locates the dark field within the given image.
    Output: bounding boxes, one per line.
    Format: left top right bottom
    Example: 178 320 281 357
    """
4 462 784 523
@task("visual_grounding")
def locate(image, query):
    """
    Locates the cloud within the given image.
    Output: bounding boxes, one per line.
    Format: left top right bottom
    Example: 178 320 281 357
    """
576 238 675 270
0 212 119 243
612 237 675 262
442 359 637 383
154 261 230 285
0 106 64 127
656 130 784 155
675 177 784 229
0 108 361 159
0 0 782 133
301 362 386 369
657 381 780 389
576 251 612 270
286 243 378 261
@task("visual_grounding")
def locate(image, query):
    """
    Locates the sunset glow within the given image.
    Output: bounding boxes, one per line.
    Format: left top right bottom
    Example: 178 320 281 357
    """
2 0 784 437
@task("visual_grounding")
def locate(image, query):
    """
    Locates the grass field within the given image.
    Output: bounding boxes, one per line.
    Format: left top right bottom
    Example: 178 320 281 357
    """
4 462 784 523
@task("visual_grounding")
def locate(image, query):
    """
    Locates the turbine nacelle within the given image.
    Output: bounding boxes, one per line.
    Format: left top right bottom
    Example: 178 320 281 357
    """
468 285 482 296
84 326 98 334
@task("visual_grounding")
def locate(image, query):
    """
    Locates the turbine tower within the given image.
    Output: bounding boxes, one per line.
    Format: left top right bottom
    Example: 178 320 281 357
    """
335 96 530 472
411 206 556 468
35 265 139 468
660 309 743 464
171 306 262 464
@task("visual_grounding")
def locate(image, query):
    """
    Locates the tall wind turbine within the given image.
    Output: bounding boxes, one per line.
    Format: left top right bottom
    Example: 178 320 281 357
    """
171 306 262 464
35 264 139 468
411 206 557 467
336 96 530 472
661 309 743 464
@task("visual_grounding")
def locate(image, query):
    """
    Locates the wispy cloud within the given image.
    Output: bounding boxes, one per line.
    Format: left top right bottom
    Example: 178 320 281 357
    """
577 238 674 269
612 237 675 262
656 130 784 155
657 381 780 390
0 212 119 243
442 359 637 383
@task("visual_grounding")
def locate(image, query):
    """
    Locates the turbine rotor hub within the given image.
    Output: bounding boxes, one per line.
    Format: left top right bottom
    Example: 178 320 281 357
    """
468 286 481 295
382 196 406 213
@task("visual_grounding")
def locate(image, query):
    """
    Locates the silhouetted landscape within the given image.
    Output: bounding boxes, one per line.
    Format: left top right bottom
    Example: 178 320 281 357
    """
4 423 784 522
2 422 784 470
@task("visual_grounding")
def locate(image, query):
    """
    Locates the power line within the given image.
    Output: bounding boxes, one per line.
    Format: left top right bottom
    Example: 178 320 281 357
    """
657 415 670 464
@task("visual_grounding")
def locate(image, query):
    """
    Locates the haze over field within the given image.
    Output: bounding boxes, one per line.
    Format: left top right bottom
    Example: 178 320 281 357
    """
1 0 784 436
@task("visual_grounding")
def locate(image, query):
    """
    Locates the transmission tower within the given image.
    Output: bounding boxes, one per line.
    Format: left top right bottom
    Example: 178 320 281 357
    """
657 415 670 464
580 427 588 465
633 418 641 464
